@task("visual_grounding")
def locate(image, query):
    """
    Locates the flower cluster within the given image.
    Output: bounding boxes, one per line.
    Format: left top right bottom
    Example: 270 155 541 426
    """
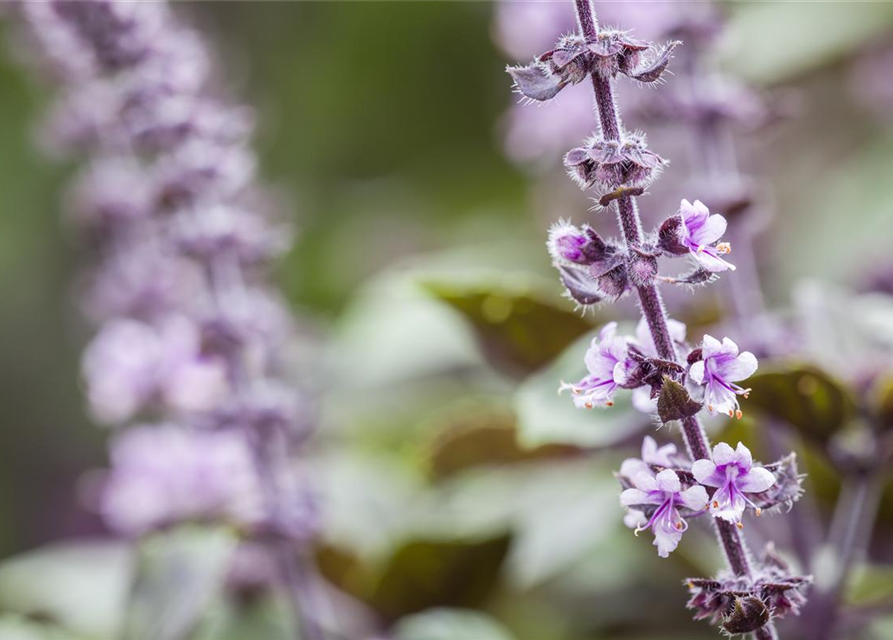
14 0 315 543
506 1 807 635
561 317 757 423
618 438 802 560
507 30 679 104
547 199 736 309
564 131 665 192
687 545 811 633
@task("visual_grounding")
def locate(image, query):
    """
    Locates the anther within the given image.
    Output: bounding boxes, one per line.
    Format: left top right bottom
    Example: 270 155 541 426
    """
716 242 731 255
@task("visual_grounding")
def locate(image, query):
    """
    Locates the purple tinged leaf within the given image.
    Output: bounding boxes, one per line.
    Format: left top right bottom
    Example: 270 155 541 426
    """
564 147 590 166
588 38 624 58
550 47 587 69
557 264 604 306
507 63 566 102
587 139 623 164
663 267 720 287
657 376 702 424
627 40 681 83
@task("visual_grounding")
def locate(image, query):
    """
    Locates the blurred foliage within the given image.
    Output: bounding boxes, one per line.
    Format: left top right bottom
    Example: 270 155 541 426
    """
421 273 595 376
122 527 237 640
394 608 517 640
746 365 858 446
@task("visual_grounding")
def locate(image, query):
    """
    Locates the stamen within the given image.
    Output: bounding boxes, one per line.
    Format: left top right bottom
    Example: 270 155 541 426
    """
606 400 614 407
742 388 751 399
584 401 594 409
716 242 731 255
755 508 762 517
728 409 734 418
736 522 744 529
712 500 719 509
735 410 743 420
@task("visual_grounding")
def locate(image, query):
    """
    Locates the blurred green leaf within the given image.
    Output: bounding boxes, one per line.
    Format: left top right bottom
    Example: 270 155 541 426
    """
514 330 645 448
421 273 595 376
191 599 291 640
332 271 484 390
870 375 893 432
845 563 893 608
0 541 130 639
369 533 511 622
424 403 579 480
745 364 857 444
393 608 517 640
501 461 620 589
417 459 628 589
0 616 82 640
724 3 893 84
122 526 237 640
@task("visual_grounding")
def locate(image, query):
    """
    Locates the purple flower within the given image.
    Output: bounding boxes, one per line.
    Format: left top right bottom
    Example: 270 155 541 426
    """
82 315 227 424
692 442 776 525
560 322 634 409
678 199 735 272
689 335 758 418
621 469 708 558
101 424 262 535
620 435 679 479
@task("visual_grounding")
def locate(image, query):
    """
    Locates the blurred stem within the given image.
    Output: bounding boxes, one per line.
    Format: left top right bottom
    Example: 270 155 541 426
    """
573 1 776 638
210 255 326 640
764 423 816 571
808 472 884 640
677 6 823 581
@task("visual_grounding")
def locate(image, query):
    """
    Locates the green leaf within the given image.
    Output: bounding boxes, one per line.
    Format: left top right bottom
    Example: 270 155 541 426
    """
723 3 893 84
417 459 628 589
368 533 511 622
0 541 130 639
656 376 702 424
394 608 517 640
122 526 237 640
420 272 596 376
191 599 291 640
514 330 644 448
844 563 893 607
0 616 83 640
869 375 893 432
744 364 857 444
424 402 578 480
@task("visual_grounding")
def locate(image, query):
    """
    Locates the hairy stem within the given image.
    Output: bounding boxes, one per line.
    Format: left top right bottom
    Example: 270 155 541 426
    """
573 1 775 637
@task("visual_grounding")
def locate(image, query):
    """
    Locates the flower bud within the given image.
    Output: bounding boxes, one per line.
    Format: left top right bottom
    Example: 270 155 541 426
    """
547 220 610 266
722 596 770 635
657 214 689 255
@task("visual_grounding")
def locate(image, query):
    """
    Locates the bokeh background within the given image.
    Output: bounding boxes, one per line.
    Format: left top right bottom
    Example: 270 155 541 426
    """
1 2 893 639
